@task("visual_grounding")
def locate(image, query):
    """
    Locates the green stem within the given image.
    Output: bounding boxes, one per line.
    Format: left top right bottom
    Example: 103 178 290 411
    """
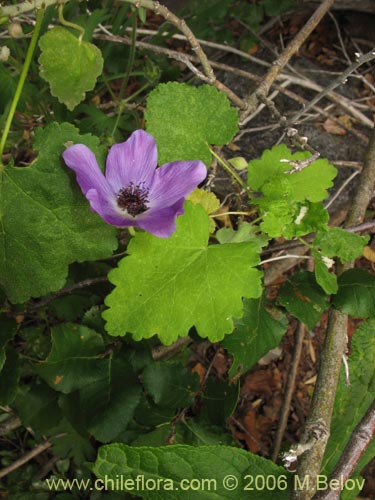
122 82 150 104
208 147 248 191
58 4 85 43
111 8 138 138
0 8 44 169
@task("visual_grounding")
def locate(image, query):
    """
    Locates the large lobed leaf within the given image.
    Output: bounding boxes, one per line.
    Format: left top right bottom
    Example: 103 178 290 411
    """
0 122 117 303
145 82 238 166
104 202 263 344
93 444 291 499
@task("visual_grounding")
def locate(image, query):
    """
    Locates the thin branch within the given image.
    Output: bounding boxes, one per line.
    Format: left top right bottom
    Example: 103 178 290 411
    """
261 254 312 265
1 0 69 17
289 49 375 126
311 397 375 500
0 440 53 479
27 276 108 311
0 415 22 436
240 0 336 120
94 32 371 134
122 0 246 109
324 170 361 210
272 322 306 462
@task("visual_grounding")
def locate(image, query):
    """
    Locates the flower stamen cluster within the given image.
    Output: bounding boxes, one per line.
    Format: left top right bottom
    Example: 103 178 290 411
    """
117 182 149 217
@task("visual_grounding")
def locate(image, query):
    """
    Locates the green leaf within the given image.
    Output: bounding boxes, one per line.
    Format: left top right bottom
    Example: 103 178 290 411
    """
0 347 20 405
0 122 117 303
314 227 368 263
262 0 296 16
333 269 375 317
248 145 336 201
248 145 334 238
258 199 295 238
222 298 288 376
39 27 103 110
258 200 329 240
104 202 262 344
134 398 176 428
178 420 235 446
199 379 239 426
0 317 17 371
216 222 269 247
145 82 238 166
278 271 329 329
36 323 106 393
77 354 141 442
313 249 338 295
93 444 291 499
48 417 96 464
323 319 375 477
14 383 61 435
143 361 199 408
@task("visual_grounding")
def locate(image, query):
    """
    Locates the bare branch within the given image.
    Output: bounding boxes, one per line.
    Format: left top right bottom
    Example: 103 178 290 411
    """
240 0 335 120
311 397 375 500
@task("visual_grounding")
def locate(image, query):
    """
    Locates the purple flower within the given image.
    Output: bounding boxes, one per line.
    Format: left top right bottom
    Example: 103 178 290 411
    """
62 130 206 237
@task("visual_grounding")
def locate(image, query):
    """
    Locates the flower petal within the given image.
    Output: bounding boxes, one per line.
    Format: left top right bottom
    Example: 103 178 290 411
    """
62 144 113 199
136 198 185 237
148 160 206 210
105 130 158 192
86 189 139 228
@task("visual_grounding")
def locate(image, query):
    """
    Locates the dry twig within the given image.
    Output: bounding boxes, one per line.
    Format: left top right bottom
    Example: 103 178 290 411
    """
311 397 375 500
240 0 336 121
272 322 306 462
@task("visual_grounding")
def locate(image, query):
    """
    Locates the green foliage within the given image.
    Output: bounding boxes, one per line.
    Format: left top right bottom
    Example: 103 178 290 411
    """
312 249 338 295
66 354 141 443
1 1 373 496
222 297 288 376
278 271 329 329
39 27 104 110
0 122 117 303
93 444 291 499
0 346 20 405
143 361 200 408
35 323 141 443
247 145 336 238
314 227 368 263
0 317 17 371
199 378 239 426
36 323 107 393
323 319 375 477
104 202 263 344
216 222 269 247
333 269 375 317
145 83 238 166
14 383 62 436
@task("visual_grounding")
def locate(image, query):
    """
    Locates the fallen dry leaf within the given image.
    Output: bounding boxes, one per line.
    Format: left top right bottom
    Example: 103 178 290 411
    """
323 118 346 135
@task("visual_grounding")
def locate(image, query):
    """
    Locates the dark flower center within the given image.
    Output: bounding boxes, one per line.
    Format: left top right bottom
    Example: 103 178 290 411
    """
116 182 149 217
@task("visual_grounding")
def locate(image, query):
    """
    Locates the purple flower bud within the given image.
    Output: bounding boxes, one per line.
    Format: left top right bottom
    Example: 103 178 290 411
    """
62 130 207 237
